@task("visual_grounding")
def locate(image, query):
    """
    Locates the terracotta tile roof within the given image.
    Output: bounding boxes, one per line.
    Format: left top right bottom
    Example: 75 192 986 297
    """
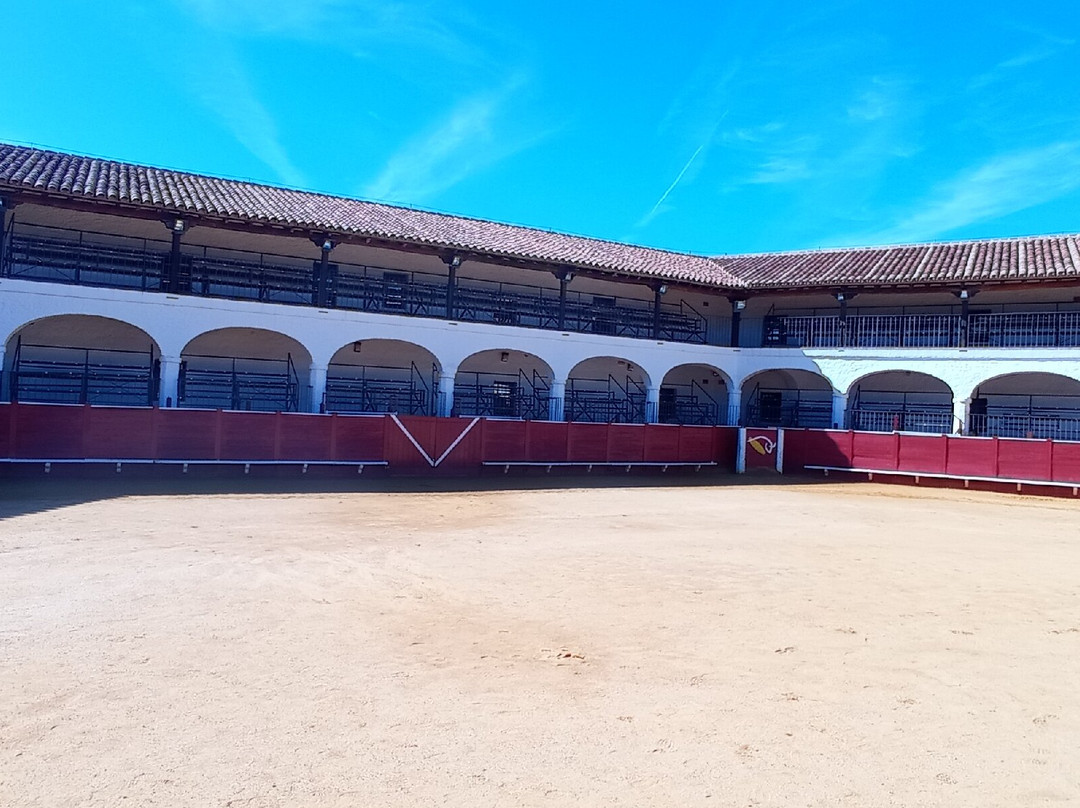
3 143 1079 292
711 233 1080 290
0 144 739 288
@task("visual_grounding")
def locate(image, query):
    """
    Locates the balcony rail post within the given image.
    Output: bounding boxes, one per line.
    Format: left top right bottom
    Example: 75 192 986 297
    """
555 268 574 329
312 236 336 308
651 282 667 339
729 298 746 347
0 196 11 276
836 291 850 347
956 288 973 348
443 252 462 319
162 216 188 293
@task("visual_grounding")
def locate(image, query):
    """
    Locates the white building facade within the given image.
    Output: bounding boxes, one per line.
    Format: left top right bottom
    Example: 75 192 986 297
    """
3 144 1080 441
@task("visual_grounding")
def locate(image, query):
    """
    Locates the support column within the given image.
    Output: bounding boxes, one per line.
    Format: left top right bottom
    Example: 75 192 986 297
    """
308 363 328 414
729 299 746 347
0 196 12 275
831 391 849 430
556 269 573 329
952 397 970 435
548 378 566 421
164 217 187 293
836 291 848 347
437 373 456 417
957 288 972 348
652 283 667 339
313 236 335 308
158 356 182 407
443 253 462 318
726 387 742 426
645 385 661 423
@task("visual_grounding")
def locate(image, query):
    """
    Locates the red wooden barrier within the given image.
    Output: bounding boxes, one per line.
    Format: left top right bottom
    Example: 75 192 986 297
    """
607 424 646 462
945 436 998 477
996 438 1052 481
1051 441 1080 483
524 421 569 462
482 419 528 462
643 424 680 462
851 432 899 471
567 423 609 462
330 415 386 461
896 433 948 474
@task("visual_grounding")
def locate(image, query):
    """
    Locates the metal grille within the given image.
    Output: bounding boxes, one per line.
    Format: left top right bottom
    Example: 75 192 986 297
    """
179 355 299 412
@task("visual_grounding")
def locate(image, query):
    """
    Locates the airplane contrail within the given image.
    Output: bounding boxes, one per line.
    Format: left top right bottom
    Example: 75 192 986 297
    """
645 141 707 219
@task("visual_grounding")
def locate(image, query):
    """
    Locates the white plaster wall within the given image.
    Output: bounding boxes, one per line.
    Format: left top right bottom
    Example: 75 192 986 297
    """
6 278 1080 412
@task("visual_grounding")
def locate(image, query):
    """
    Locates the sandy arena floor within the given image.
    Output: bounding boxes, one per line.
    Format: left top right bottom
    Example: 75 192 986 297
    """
1 476 1078 807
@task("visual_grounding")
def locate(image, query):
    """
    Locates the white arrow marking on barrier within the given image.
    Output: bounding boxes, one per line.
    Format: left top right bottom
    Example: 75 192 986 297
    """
433 418 480 467
389 413 436 466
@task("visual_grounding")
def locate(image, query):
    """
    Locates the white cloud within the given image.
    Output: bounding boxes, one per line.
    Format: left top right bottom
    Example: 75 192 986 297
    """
362 78 545 204
192 52 308 188
847 142 1080 245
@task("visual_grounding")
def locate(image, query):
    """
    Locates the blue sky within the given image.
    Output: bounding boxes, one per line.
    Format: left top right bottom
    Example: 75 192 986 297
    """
5 1 1080 255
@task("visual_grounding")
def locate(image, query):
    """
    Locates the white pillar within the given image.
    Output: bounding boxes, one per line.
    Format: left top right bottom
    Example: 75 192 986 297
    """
158 356 181 407
548 378 566 421
831 392 848 430
437 374 455 417
726 387 741 426
645 384 661 423
308 363 328 413
952 397 970 435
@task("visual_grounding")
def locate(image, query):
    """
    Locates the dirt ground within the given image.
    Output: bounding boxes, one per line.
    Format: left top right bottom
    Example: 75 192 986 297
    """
1 475 1078 807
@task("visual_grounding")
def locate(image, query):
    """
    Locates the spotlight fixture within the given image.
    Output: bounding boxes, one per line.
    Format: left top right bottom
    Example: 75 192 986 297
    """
500 351 509 363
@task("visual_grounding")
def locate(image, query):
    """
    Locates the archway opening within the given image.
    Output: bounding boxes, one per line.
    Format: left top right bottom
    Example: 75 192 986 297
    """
742 368 831 428
971 373 1080 439
566 357 648 423
325 339 439 416
659 364 731 425
4 315 160 406
179 328 311 412
454 350 554 420
848 371 953 433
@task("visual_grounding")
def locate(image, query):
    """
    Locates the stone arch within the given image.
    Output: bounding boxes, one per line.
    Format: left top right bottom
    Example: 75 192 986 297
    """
846 370 954 433
968 372 1080 440
324 338 441 416
179 327 314 412
565 356 651 423
740 367 832 428
4 314 162 406
659 363 733 425
454 349 555 420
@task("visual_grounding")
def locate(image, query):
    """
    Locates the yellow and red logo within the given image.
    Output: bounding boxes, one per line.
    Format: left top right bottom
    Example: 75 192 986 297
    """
747 434 776 456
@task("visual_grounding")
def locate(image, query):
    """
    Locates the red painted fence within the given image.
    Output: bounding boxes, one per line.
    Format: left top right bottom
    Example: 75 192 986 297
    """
0 403 737 473
782 428 1080 486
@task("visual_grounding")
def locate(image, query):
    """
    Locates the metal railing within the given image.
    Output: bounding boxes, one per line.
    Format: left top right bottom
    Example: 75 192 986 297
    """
324 361 434 416
9 340 157 406
178 355 299 412
454 369 550 420
658 381 721 425
565 375 647 423
3 223 707 344
969 413 1080 441
848 408 954 434
763 311 1080 349
744 387 832 429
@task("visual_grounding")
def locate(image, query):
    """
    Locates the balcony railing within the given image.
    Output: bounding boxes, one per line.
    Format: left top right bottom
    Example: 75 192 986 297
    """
763 311 1080 349
3 223 707 344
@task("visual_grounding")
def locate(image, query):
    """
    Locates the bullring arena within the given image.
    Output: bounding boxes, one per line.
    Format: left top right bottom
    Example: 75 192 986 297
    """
3 143 1080 806
2 476 1079 806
